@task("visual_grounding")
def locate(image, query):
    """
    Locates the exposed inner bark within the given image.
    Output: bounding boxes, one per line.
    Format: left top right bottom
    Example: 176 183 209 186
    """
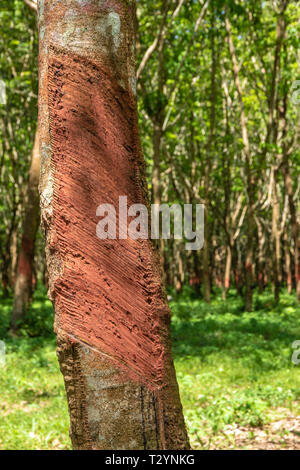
39 0 189 450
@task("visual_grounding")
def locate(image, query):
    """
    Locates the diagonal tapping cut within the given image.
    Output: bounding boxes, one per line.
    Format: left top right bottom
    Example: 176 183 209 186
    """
39 0 189 450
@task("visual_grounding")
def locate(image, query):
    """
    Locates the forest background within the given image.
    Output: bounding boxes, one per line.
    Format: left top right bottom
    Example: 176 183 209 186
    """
0 0 299 450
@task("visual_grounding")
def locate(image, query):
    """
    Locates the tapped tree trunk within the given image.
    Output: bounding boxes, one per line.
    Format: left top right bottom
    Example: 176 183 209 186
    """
38 0 189 450
283 153 300 301
10 129 40 332
256 217 266 293
283 231 292 295
222 244 232 301
271 172 281 304
225 14 255 312
203 12 217 304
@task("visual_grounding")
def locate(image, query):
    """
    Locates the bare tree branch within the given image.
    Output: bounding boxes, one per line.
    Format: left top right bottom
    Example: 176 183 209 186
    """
22 0 37 13
166 0 210 101
137 0 186 80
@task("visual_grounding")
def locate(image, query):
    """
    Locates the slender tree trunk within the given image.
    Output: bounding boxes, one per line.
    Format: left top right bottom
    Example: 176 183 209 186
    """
150 5 167 269
222 244 232 300
10 227 19 287
283 154 300 301
0 205 18 297
225 14 255 312
233 242 243 297
265 7 287 303
38 0 189 450
152 122 166 281
271 172 281 304
174 241 184 293
152 123 162 207
257 219 266 294
283 231 292 294
202 223 211 301
244 205 255 312
203 12 217 303
1 254 10 298
10 130 40 332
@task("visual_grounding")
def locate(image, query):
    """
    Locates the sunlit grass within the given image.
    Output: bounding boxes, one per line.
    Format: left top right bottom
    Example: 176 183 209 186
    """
0 285 299 449
0 288 70 450
171 286 300 448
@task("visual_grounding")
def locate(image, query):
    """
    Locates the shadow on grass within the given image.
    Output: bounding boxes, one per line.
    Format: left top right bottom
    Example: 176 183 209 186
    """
171 288 300 372
0 285 54 340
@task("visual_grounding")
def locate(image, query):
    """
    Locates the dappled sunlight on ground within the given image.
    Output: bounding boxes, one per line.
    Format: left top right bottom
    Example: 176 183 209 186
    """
0 286 299 449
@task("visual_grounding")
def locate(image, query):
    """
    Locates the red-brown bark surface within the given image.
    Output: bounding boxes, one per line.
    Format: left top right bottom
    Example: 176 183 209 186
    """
48 48 168 388
39 0 189 450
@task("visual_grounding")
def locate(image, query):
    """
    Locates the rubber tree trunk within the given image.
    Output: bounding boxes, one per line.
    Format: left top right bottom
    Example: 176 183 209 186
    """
256 218 266 294
202 13 216 304
152 122 166 283
283 231 292 295
271 172 281 304
283 155 300 301
10 129 40 332
38 0 189 450
225 14 255 312
222 244 232 301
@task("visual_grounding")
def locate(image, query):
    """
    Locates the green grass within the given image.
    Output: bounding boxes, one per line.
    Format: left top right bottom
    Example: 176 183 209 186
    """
0 288 70 450
170 286 300 448
0 285 299 449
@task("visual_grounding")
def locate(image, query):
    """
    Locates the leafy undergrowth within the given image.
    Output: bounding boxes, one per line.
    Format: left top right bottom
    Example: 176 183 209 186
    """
0 287 70 450
170 286 300 449
0 285 299 449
